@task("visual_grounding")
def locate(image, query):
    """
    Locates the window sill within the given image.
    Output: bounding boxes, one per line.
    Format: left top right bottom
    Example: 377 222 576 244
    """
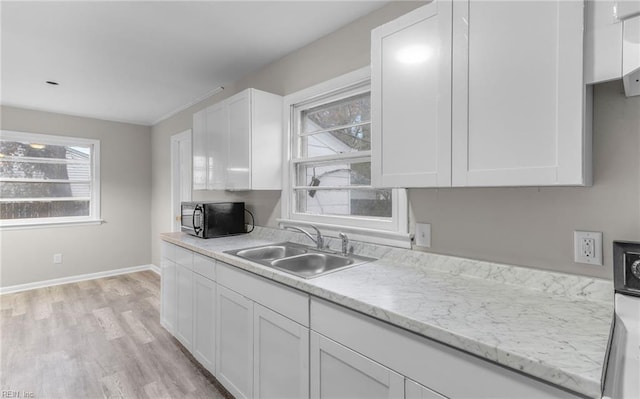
0 219 105 231
276 218 412 249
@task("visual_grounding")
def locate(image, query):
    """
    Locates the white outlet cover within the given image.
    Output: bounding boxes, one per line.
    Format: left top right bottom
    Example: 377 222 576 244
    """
53 253 63 264
415 223 431 248
574 231 603 265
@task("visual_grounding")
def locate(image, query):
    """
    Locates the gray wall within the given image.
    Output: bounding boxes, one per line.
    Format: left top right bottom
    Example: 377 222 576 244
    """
148 2 640 280
0 106 152 287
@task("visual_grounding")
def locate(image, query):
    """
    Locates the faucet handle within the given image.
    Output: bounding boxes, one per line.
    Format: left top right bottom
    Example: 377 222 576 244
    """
338 232 349 256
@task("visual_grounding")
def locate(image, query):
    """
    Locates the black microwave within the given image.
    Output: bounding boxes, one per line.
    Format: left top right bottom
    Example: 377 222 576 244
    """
181 202 246 238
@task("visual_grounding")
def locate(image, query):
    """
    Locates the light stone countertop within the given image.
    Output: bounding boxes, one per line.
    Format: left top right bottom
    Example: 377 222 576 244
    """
160 227 614 399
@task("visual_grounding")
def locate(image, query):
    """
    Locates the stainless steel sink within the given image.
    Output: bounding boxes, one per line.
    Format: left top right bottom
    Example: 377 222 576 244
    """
236 245 307 261
225 242 375 279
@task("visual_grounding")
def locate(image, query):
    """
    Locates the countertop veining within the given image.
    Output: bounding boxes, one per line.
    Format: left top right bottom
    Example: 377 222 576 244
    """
160 227 613 399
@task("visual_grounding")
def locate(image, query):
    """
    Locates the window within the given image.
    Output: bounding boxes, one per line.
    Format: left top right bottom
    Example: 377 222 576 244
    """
0 130 100 228
283 67 408 241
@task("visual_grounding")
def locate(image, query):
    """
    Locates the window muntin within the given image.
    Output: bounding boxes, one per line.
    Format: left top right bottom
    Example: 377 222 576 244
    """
291 82 395 228
0 131 100 226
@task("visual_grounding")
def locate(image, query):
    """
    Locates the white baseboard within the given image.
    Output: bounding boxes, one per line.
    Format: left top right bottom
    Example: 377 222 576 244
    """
0 264 158 295
149 264 161 275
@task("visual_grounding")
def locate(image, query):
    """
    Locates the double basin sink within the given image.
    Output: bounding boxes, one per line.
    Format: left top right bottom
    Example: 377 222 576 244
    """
225 242 375 279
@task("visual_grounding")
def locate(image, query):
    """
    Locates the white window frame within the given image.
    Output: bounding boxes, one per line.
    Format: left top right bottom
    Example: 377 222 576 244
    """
280 67 410 247
0 130 102 229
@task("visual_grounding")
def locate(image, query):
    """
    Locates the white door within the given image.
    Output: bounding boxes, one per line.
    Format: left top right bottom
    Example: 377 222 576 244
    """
193 273 216 375
175 263 193 350
171 129 192 231
371 0 453 188
216 285 254 399
451 0 587 186
310 332 404 399
253 303 309 399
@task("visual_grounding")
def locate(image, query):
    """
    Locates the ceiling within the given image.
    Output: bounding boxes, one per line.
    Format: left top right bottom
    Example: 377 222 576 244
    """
1 1 387 126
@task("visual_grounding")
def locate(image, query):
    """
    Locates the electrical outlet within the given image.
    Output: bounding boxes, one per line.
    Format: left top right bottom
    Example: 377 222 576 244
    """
415 223 431 248
574 231 603 265
53 253 63 264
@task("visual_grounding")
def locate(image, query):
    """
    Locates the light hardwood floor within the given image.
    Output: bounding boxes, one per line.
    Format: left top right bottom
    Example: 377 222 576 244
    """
0 271 231 399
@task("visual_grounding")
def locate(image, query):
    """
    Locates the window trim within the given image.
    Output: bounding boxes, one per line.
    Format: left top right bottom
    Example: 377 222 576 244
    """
282 67 409 247
0 130 102 229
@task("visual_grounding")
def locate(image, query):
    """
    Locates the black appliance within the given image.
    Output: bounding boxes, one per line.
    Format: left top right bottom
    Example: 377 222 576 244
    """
181 202 246 238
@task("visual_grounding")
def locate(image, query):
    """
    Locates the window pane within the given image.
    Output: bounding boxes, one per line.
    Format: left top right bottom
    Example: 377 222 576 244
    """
1 182 90 198
0 200 90 220
301 124 370 157
0 160 90 180
0 141 91 160
296 161 372 187
301 92 370 134
296 188 392 218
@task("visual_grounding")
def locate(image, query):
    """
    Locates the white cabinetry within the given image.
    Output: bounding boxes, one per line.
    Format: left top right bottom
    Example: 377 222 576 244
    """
254 304 309 399
216 284 254 399
310 332 403 399
371 0 452 188
192 88 283 191
371 0 591 188
193 270 216 374
160 242 177 334
216 262 310 399
175 262 193 350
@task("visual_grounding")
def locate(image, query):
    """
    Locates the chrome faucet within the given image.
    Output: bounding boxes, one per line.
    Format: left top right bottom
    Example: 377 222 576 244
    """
338 232 349 256
282 224 324 250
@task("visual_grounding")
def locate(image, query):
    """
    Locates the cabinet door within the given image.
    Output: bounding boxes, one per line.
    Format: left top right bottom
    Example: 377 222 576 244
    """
254 304 309 399
310 332 403 399
193 273 216 375
452 0 588 186
405 379 447 399
175 263 193 350
207 102 228 190
227 90 251 190
216 285 253 399
371 0 452 188
160 258 176 334
192 109 207 190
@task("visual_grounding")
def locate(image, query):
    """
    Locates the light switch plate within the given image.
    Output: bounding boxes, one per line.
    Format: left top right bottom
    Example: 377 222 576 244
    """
574 231 603 265
415 223 431 248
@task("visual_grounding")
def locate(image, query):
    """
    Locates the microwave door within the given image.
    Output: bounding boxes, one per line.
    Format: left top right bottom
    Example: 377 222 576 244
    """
192 204 203 236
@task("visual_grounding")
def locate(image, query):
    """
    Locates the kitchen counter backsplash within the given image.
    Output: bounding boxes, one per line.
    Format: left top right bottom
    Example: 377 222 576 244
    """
161 226 613 398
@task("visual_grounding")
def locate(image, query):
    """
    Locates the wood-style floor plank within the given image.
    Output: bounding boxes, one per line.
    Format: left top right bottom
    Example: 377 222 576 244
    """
0 271 231 399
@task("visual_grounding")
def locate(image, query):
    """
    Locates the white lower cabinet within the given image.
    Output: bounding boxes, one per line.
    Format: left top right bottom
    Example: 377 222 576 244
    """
253 304 309 399
216 284 254 399
310 332 404 399
193 272 216 374
160 257 176 334
175 263 193 350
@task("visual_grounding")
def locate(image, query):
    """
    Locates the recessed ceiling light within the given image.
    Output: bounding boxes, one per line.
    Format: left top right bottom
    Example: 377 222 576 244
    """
46 81 59 86
29 143 46 149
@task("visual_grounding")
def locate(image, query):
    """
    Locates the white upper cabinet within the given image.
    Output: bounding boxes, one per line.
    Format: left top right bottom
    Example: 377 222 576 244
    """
192 88 283 191
452 0 590 187
371 0 452 188
371 0 592 188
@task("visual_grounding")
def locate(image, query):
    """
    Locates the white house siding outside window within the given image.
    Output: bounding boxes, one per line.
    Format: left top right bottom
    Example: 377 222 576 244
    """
0 130 100 228
284 67 408 240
